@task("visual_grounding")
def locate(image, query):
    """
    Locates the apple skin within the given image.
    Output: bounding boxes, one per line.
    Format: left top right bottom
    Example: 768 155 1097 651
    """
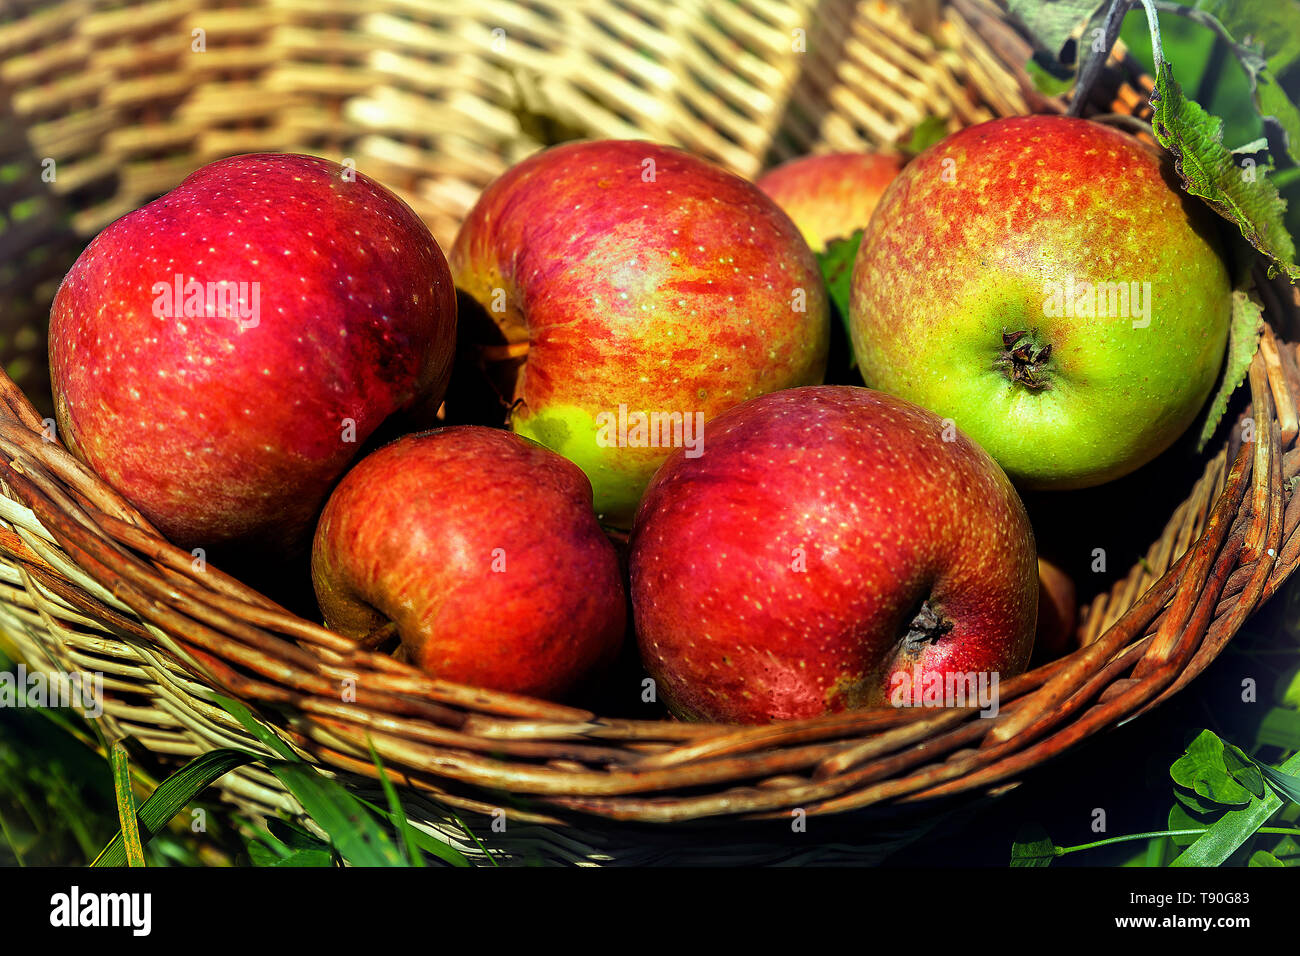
849 115 1232 489
1031 556 1078 664
49 153 456 556
450 139 829 527
311 426 625 700
755 152 905 251
629 385 1037 723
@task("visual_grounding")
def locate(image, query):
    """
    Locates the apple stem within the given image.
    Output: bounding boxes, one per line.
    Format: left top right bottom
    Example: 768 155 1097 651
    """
903 600 954 648
356 619 400 651
994 329 1053 391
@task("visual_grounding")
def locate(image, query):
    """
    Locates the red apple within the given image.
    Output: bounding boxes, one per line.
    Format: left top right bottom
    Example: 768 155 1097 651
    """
49 153 456 556
629 385 1037 723
450 139 829 527
1032 556 1078 663
311 426 625 699
755 151 905 251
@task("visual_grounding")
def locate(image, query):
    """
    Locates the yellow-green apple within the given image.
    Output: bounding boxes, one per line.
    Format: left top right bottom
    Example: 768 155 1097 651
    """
48 153 456 556
450 139 829 527
312 426 625 700
629 385 1037 723
755 151 905 251
850 115 1233 489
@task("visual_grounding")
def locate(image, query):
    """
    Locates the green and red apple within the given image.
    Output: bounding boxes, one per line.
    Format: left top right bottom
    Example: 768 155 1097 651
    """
312 426 625 700
450 139 829 526
850 115 1233 489
756 151 905 252
629 385 1037 723
49 153 456 555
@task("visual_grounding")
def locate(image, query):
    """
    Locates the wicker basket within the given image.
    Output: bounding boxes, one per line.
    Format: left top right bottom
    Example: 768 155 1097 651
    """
2 0 1298 865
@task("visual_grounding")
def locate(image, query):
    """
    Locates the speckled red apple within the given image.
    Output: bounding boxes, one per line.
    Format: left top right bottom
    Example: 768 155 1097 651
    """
312 426 625 699
49 153 456 555
450 139 829 526
755 151 905 251
629 385 1037 723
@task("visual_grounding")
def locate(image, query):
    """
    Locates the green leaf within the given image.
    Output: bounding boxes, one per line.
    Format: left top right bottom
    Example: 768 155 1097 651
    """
108 742 146 868
215 697 475 868
1272 835 1300 863
1025 58 1076 97
213 694 299 761
269 848 335 867
906 115 950 154
262 760 407 868
247 837 288 867
1279 667 1300 708
1169 730 1255 808
1254 708 1300 753
1255 80 1300 168
1222 742 1267 798
1255 761 1300 805
1197 289 1264 451
1169 801 1217 847
93 748 256 867
1172 748 1300 866
1190 0 1300 165
1151 60 1300 281
1007 0 1109 60
506 71 588 148
1174 784 1230 816
1010 823 1058 866
352 797 474 867
816 229 863 361
369 740 425 868
1249 849 1285 867
266 816 330 854
1123 834 1172 866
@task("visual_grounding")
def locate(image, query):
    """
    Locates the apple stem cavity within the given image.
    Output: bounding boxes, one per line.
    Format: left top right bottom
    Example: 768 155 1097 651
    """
357 619 401 651
994 329 1053 391
902 599 954 649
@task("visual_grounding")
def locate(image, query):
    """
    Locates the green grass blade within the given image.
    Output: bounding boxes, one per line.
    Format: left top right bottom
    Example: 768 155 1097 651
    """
215 691 475 863
269 848 335 867
93 748 256 867
368 740 424 867
1257 761 1300 804
262 760 405 867
353 796 473 867
212 694 298 761
108 742 146 868
266 817 330 853
448 809 497 866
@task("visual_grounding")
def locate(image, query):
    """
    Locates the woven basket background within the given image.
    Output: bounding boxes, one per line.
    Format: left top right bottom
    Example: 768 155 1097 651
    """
1 0 1295 865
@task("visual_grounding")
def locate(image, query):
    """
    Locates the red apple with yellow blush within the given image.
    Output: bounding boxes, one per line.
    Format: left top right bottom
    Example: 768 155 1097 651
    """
756 151 905 252
450 139 829 527
849 116 1232 489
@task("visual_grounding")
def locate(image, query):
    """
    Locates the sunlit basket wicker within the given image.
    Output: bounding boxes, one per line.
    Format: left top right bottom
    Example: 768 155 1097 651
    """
2 0 1299 865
